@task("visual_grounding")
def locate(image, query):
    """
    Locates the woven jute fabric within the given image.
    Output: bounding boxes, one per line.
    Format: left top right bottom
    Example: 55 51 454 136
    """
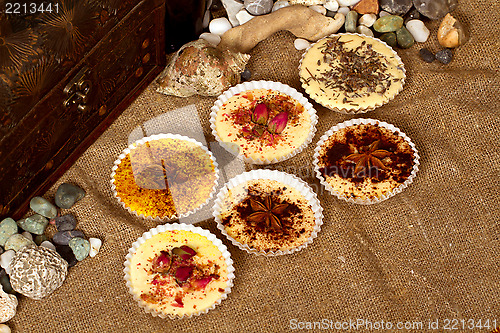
9 1 500 332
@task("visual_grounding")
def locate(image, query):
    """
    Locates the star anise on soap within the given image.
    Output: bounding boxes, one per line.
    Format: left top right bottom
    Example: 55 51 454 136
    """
346 140 392 175
247 196 288 230
137 160 188 188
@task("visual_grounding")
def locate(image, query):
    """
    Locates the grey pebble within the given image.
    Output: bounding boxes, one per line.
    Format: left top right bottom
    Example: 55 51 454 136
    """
53 230 85 246
241 69 251 81
4 234 34 251
244 0 273 15
380 0 413 15
345 11 358 33
54 214 77 232
436 49 453 64
30 197 57 219
0 269 15 294
55 183 86 209
419 48 435 63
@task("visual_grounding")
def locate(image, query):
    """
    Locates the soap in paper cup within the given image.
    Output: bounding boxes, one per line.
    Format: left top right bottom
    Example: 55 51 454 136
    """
110 134 219 222
213 169 323 256
298 33 406 114
123 223 235 319
313 118 420 204
209 80 318 164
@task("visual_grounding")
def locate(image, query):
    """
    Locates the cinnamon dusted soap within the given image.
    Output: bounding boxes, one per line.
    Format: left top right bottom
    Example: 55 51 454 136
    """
299 33 405 114
314 120 418 203
218 179 316 253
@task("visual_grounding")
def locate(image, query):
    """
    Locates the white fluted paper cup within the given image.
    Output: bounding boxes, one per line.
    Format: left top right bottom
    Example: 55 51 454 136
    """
210 80 318 164
313 118 420 205
110 134 219 222
299 33 406 114
213 169 323 256
124 223 235 319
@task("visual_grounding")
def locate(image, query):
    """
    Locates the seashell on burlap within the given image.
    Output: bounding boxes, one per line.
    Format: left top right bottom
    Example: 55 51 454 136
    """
157 39 250 97
9 245 68 300
0 285 17 323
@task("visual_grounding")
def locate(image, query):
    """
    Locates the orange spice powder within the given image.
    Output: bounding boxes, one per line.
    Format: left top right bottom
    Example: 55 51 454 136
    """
113 138 217 219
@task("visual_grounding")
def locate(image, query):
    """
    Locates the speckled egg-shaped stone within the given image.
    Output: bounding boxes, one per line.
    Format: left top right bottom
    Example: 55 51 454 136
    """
17 214 48 235
68 237 90 261
0 219 18 247
54 214 77 232
29 197 57 219
0 285 17 323
9 245 68 300
4 234 34 252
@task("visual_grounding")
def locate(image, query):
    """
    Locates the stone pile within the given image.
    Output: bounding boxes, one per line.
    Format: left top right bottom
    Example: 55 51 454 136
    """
204 0 467 65
0 182 102 328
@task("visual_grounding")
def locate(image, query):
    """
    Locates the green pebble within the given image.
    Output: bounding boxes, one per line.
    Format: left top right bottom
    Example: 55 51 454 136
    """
68 237 90 261
379 32 398 48
34 234 48 246
30 196 57 219
345 11 358 33
17 214 49 235
396 26 415 48
4 234 34 251
373 15 404 33
0 218 18 247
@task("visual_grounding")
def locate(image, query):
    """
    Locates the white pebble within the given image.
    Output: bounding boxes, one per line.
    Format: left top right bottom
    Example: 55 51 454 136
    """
0 250 15 275
89 238 102 258
379 10 391 17
337 6 350 15
209 17 233 36
272 0 290 11
337 0 360 6
358 13 377 27
236 9 255 25
21 231 33 241
324 0 339 12
356 25 374 37
309 5 327 15
200 32 222 46
0 324 11 333
221 0 244 27
294 38 311 50
40 240 56 251
406 19 430 43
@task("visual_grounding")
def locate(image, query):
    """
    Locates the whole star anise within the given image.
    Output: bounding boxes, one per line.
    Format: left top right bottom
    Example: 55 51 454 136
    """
346 140 392 175
247 196 288 230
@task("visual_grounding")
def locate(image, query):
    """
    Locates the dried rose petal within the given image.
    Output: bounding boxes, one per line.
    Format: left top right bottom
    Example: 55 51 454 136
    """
152 250 171 273
251 103 269 125
172 246 196 261
192 277 213 290
267 112 288 134
175 266 193 283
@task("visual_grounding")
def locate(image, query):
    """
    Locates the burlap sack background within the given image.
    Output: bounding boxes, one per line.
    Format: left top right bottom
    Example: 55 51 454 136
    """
8 1 499 332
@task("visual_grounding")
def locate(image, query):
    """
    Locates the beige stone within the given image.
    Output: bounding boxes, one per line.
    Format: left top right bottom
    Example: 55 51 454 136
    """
438 13 468 48
219 5 345 53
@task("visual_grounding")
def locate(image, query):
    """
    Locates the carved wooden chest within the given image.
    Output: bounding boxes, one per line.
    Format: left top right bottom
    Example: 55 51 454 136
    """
0 0 166 219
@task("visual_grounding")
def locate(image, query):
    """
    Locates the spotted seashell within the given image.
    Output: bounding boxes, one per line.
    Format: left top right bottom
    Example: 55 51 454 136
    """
0 285 17 323
156 39 250 98
9 245 68 300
